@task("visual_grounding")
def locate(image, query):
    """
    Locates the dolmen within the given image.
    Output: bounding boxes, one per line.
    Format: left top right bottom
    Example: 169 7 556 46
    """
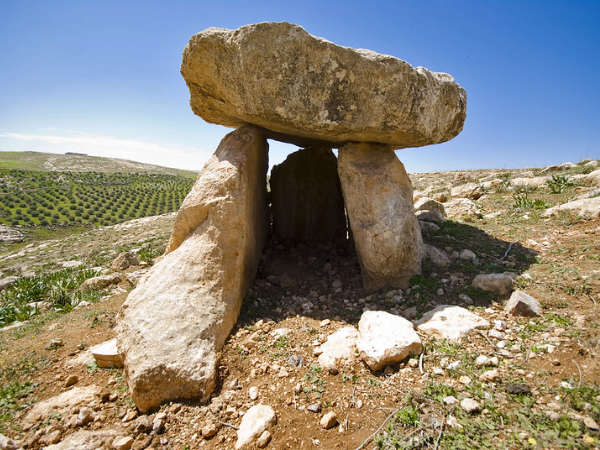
117 22 466 412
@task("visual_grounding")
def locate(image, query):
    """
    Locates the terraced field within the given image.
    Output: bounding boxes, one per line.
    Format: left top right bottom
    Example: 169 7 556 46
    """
0 170 193 227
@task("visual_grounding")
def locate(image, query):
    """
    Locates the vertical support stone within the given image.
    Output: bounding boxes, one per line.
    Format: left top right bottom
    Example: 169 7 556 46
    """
337 142 424 290
116 126 268 412
270 147 346 243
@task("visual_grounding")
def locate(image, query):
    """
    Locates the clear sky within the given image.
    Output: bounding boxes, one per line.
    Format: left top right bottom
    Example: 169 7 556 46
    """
1 1 599 173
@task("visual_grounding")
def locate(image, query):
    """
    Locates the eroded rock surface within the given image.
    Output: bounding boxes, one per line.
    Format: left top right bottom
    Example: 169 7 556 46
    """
116 126 268 412
338 143 424 289
181 22 466 149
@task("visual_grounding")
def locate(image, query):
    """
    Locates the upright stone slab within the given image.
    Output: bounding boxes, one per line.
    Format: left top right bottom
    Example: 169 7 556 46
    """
337 143 424 289
116 126 268 412
181 22 466 149
270 148 346 243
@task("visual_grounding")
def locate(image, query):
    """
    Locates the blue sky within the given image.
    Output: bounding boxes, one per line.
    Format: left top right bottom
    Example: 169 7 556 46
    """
1 1 599 173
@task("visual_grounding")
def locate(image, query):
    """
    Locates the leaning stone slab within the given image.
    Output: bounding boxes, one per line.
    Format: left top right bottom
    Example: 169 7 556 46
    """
337 143 424 289
357 311 422 371
116 126 268 412
90 339 124 369
415 305 490 341
414 197 445 215
181 22 466 149
542 197 600 219
504 290 542 317
315 326 359 373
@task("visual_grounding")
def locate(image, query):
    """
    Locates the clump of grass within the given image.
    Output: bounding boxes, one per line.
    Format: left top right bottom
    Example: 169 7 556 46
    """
0 267 100 327
546 174 574 194
513 192 550 210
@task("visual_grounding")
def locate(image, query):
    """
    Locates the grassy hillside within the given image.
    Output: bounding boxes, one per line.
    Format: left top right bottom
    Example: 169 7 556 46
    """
0 151 198 179
0 170 193 227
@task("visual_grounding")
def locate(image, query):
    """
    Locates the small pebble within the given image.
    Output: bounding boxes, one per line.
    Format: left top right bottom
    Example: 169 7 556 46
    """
461 398 481 414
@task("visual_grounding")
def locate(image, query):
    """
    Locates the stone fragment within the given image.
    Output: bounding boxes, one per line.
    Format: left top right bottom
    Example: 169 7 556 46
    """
586 168 600 187
202 421 218 439
111 251 140 272
90 339 124 369
249 386 259 400
416 209 446 224
584 417 599 431
80 273 122 290
0 434 17 450
511 176 551 188
316 327 359 373
479 369 501 382
112 436 134 450
152 413 167 434
471 272 517 295
543 197 600 219
270 148 346 243
419 221 440 235
181 22 466 149
460 398 481 414
307 403 322 413
356 311 422 371
444 198 482 219
256 430 272 448
320 411 338 429
235 404 277 449
459 249 478 263
0 225 23 244
133 416 152 435
415 305 490 341
39 430 62 446
451 182 484 200
414 197 445 215
504 290 542 317
337 143 424 289
64 375 79 387
116 126 268 412
44 429 119 450
23 386 102 429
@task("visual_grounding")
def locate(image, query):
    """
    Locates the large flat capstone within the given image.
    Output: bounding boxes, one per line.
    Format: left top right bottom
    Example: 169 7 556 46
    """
181 22 466 149
116 126 268 412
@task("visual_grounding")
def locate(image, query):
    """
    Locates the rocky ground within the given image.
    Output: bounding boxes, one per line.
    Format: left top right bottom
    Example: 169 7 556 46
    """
0 160 599 449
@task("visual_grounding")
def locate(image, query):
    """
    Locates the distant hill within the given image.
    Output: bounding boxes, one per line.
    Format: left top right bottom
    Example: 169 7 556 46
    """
0 151 198 179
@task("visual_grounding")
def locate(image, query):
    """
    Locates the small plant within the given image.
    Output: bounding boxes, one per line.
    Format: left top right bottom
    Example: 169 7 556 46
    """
274 335 289 349
395 405 420 426
513 192 549 210
546 174 574 194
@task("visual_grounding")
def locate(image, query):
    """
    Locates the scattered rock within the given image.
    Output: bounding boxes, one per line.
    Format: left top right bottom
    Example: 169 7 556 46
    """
235 404 277 449
418 221 441 234
202 420 219 439
0 434 17 450
181 22 466 149
416 209 446 224
511 176 551 188
471 272 517 295
505 383 532 395
337 143 425 289
320 411 338 429
461 398 481 414
256 430 272 448
90 339 124 369
414 197 446 215
415 305 490 341
479 369 501 382
307 403 322 413
0 225 24 244
316 327 359 373
584 417 599 431
543 197 600 219
356 311 422 371
451 182 484 200
287 355 305 368
44 429 119 450
111 251 140 272
459 249 478 263
80 273 122 290
444 198 482 219
64 374 79 387
504 290 542 317
112 436 134 450
249 386 259 401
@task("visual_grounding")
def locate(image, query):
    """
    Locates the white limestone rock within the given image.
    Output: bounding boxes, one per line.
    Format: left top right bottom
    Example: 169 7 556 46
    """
235 404 277 449
504 290 542 317
471 272 517 295
543 197 600 219
90 339 124 369
444 198 482 219
356 311 422 371
316 327 359 372
415 305 490 341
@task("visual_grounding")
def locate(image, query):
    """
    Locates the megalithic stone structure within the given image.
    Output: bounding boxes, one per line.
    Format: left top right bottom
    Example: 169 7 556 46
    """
117 21 466 412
